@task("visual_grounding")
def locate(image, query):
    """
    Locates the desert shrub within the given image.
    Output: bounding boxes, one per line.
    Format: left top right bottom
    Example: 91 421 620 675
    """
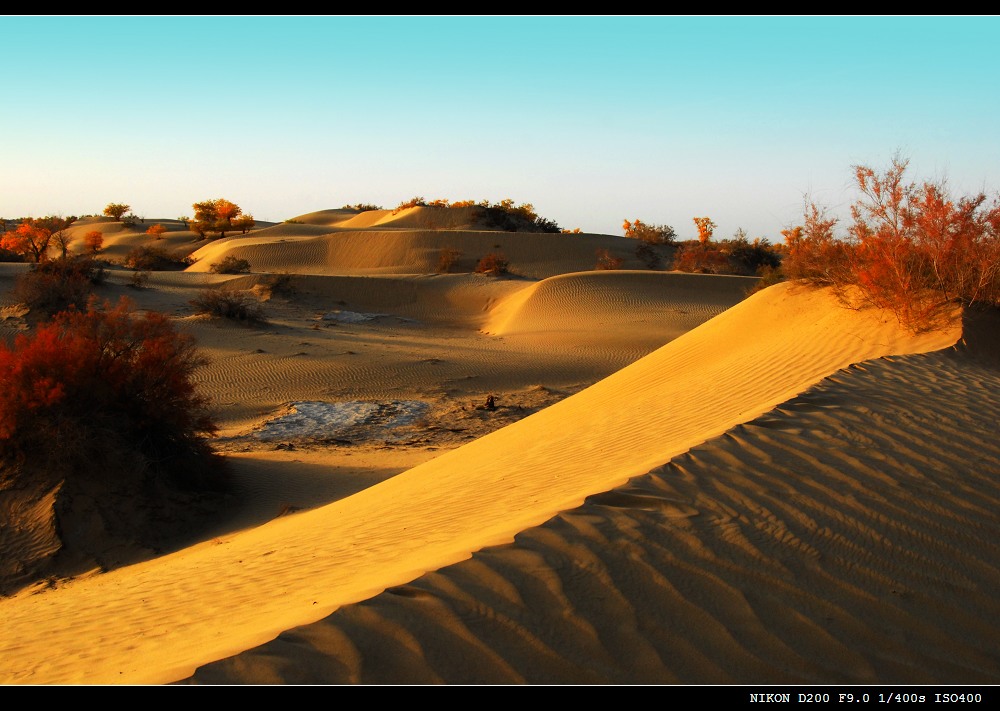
479 199 561 233
146 223 168 239
623 219 676 245
233 214 256 234
190 289 266 324
342 203 383 212
475 252 509 276
787 156 1000 330
436 248 463 273
83 230 104 254
595 249 624 270
635 242 667 269
128 271 150 289
393 196 427 214
722 235 782 276
746 265 785 296
0 297 223 489
123 245 191 271
260 272 295 296
671 244 731 274
12 256 107 319
209 255 252 274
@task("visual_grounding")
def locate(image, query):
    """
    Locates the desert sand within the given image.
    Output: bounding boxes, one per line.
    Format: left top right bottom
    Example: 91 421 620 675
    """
0 207 997 685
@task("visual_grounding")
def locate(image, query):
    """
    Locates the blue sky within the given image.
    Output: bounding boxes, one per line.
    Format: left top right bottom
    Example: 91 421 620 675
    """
2 15 998 241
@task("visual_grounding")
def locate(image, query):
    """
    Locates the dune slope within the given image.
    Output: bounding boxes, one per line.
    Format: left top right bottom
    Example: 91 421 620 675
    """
187 337 1000 684
0 283 962 684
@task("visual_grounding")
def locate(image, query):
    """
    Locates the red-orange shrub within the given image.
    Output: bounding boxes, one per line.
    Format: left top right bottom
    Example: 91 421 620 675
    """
671 244 730 273
84 230 104 254
595 249 624 270
0 298 218 476
787 156 1000 330
475 252 509 276
436 248 463 273
146 223 168 239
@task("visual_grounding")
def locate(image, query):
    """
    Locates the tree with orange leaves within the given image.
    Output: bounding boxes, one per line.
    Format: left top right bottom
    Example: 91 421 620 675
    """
693 216 716 246
84 231 104 254
0 222 52 262
192 199 243 239
146 224 168 240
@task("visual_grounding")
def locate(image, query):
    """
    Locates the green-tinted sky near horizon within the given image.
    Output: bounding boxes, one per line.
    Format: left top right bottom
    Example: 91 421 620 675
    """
2 15 998 239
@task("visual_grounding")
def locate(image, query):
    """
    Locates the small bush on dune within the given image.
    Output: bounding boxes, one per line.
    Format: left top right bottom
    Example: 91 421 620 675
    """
393 196 427 214
634 242 667 269
342 203 383 212
623 219 676 245
128 271 150 290
190 289 267 324
209 256 251 274
785 155 1000 331
146 223 168 239
595 249 624 270
260 272 295 297
12 255 107 320
436 248 463 273
123 246 192 271
671 243 731 274
475 252 510 276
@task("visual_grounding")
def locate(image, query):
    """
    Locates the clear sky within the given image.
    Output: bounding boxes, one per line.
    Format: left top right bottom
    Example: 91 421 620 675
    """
2 15 998 241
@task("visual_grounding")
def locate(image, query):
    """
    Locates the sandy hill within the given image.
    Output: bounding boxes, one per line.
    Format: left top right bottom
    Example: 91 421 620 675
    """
43 207 661 279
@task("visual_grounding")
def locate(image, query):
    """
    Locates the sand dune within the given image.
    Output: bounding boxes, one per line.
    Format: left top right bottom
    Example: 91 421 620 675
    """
185 227 658 279
185 338 1000 684
0 280 969 685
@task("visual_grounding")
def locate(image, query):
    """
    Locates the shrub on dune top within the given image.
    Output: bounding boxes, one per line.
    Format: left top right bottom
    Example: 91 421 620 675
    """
784 155 1000 331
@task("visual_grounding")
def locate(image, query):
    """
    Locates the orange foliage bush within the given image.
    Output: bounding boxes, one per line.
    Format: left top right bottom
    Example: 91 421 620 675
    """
0 298 218 476
786 156 1000 330
436 248 463 273
146 223 168 239
671 244 730 274
623 219 676 245
475 252 509 276
595 249 624 270
84 230 104 254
